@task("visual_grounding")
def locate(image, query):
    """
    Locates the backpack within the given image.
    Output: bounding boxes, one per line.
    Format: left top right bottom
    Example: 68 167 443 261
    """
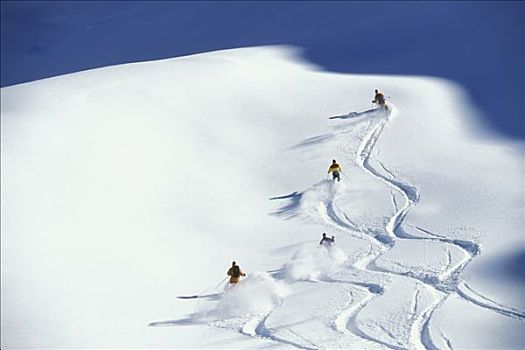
232 265 241 278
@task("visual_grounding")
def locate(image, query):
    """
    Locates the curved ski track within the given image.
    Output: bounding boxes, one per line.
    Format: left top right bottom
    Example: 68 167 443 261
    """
331 107 524 349
239 106 523 349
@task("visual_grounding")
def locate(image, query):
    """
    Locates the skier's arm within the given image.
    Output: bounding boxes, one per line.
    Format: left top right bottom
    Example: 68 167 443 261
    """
227 268 232 276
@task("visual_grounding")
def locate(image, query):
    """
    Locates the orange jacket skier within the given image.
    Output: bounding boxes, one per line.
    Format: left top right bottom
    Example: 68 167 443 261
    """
227 261 246 284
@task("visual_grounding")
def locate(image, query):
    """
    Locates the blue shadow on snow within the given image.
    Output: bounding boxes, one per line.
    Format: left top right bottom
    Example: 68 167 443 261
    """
1 2 523 138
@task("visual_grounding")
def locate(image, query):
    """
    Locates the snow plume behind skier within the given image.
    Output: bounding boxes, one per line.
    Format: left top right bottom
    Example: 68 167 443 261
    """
180 273 288 332
272 179 348 222
214 273 288 319
179 272 288 332
283 243 347 281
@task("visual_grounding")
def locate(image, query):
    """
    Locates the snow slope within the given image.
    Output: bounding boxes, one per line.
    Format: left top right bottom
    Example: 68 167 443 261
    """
1 46 524 349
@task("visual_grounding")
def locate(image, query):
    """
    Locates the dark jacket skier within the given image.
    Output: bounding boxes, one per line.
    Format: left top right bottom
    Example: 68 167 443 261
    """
227 261 246 284
320 233 335 246
373 89 386 106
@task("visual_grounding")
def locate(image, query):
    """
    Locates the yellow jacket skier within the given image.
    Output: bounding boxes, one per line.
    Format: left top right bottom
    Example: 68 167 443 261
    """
328 159 342 182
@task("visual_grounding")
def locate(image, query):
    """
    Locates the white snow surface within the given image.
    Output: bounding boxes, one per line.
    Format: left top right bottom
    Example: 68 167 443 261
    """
1 46 524 349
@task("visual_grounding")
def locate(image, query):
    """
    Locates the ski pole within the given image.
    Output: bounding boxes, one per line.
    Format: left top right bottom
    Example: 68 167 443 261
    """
341 172 350 180
213 277 228 291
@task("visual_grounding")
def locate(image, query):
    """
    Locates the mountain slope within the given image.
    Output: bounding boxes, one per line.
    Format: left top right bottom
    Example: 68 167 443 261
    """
1 46 523 349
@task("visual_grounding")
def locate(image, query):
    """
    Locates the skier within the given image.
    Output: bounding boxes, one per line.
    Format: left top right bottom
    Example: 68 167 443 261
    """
227 261 246 284
320 233 335 246
372 89 386 107
328 159 342 182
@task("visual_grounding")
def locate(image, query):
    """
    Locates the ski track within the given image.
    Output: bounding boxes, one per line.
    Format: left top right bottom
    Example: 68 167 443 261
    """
241 106 523 349
390 190 400 214
332 280 385 334
251 313 318 350
456 282 525 320
335 294 365 334
410 286 421 320
438 327 454 350
346 106 524 348
352 108 477 349
239 299 319 350
410 289 447 350
345 308 406 350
